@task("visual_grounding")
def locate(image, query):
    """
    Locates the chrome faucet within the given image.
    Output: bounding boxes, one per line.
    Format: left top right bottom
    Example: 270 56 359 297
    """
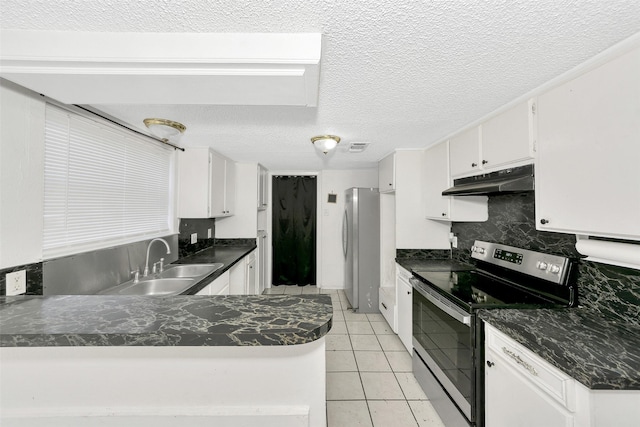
143 238 171 276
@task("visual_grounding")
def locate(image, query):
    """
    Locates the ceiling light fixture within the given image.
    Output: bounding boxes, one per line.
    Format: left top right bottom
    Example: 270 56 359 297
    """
143 118 187 143
311 135 341 154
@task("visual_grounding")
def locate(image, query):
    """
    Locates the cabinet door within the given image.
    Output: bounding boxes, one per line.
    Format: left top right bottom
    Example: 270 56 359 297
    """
449 126 481 177
228 258 247 295
210 271 230 295
485 347 574 427
257 164 268 210
223 159 235 215
209 151 227 217
247 256 256 295
423 142 451 219
178 147 211 218
195 282 211 295
378 153 395 192
482 100 533 170
396 267 412 353
536 47 640 239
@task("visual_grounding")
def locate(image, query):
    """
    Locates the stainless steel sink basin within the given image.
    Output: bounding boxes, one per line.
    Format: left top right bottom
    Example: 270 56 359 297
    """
159 263 224 279
98 263 225 296
116 278 195 295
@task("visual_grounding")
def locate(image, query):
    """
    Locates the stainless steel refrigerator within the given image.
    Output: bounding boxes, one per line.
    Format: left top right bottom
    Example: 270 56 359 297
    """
342 188 380 313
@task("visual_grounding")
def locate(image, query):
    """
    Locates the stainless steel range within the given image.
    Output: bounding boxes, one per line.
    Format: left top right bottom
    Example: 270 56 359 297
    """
410 240 577 427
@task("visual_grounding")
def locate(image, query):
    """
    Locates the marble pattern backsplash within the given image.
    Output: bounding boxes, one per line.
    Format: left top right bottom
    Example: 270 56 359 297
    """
396 249 451 260
0 263 43 295
179 218 216 258
451 192 640 326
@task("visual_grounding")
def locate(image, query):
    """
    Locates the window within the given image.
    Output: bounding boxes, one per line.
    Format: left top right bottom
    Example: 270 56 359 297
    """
43 104 174 258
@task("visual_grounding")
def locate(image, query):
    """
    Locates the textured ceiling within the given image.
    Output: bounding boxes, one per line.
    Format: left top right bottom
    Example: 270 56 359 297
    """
2 0 640 171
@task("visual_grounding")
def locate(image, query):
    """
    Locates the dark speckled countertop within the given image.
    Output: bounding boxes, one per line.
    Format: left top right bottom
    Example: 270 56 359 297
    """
397 258 640 391
0 244 333 348
176 245 257 295
479 308 640 390
0 294 332 347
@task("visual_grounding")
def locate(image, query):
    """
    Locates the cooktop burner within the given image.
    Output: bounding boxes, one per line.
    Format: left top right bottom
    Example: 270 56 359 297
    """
412 240 578 311
413 269 562 310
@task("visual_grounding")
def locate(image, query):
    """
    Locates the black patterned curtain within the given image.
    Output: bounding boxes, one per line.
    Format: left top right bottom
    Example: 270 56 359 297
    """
272 175 317 285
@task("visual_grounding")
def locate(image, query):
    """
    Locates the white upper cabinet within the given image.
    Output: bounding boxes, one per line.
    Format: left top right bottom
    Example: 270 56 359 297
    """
449 126 481 177
394 150 450 249
178 147 235 218
449 101 534 178
378 153 396 193
536 46 640 240
482 100 534 170
423 142 487 221
257 163 268 210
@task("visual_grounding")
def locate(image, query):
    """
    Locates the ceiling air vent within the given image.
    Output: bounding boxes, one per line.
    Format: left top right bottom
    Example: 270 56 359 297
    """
348 142 371 153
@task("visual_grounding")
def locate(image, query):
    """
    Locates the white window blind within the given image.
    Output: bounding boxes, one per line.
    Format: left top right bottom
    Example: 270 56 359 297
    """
43 104 174 257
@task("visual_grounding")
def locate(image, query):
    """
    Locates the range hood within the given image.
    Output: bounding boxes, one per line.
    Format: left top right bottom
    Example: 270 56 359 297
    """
442 164 534 196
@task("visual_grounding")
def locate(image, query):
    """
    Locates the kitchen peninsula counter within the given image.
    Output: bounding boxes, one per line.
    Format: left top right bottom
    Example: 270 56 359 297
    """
0 294 332 347
1 279 331 426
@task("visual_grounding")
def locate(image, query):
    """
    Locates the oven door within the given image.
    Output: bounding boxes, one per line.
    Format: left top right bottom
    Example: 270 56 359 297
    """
411 277 472 426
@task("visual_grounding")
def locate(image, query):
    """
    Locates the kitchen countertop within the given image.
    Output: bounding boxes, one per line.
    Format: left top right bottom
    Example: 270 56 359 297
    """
0 243 333 348
479 308 640 390
176 244 257 295
396 258 472 273
0 294 332 347
397 258 640 391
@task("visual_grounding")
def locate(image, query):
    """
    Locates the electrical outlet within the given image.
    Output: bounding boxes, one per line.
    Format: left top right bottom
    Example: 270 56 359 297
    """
452 236 458 248
191 233 198 244
6 270 27 295
207 228 212 238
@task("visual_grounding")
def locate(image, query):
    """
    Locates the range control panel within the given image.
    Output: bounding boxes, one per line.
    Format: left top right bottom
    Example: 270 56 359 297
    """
471 240 571 285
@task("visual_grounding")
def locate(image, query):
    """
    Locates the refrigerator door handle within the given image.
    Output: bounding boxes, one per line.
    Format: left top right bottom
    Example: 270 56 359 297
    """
342 210 348 258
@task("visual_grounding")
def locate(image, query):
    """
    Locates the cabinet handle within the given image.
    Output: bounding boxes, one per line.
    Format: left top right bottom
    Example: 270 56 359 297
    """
407 291 411 295
502 346 538 376
540 218 549 225
486 361 495 368
442 213 447 217
381 302 388 310
471 162 477 167
388 183 393 186
482 159 488 165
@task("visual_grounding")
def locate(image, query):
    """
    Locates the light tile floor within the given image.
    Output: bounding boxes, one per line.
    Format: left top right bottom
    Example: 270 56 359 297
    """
265 285 446 427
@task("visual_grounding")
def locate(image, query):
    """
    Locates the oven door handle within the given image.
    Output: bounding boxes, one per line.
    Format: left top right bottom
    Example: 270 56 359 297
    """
411 278 471 325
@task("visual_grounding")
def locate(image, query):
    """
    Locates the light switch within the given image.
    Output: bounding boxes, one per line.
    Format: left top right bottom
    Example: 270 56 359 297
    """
6 270 27 295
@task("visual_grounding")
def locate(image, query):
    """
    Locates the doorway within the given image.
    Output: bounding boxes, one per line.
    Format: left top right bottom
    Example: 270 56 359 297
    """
271 175 317 286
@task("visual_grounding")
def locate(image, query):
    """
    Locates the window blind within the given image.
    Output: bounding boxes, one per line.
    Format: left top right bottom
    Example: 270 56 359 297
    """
43 104 173 258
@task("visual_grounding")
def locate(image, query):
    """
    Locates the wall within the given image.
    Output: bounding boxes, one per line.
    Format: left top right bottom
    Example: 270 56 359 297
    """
451 192 640 326
0 79 45 270
319 169 378 289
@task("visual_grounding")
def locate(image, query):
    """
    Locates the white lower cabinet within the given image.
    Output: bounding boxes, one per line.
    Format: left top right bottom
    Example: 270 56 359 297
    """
485 322 640 427
396 264 413 353
196 270 230 296
229 250 258 295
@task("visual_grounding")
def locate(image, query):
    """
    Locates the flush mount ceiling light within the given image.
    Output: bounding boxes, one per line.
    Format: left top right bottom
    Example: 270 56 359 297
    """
311 135 341 154
143 118 186 142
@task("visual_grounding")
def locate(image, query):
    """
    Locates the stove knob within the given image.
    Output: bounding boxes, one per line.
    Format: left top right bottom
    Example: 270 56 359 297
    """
536 261 548 270
549 264 561 274
474 246 485 254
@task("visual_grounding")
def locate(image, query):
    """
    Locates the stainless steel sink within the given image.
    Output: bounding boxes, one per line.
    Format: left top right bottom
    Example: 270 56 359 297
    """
159 263 224 279
116 278 195 295
99 263 224 295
